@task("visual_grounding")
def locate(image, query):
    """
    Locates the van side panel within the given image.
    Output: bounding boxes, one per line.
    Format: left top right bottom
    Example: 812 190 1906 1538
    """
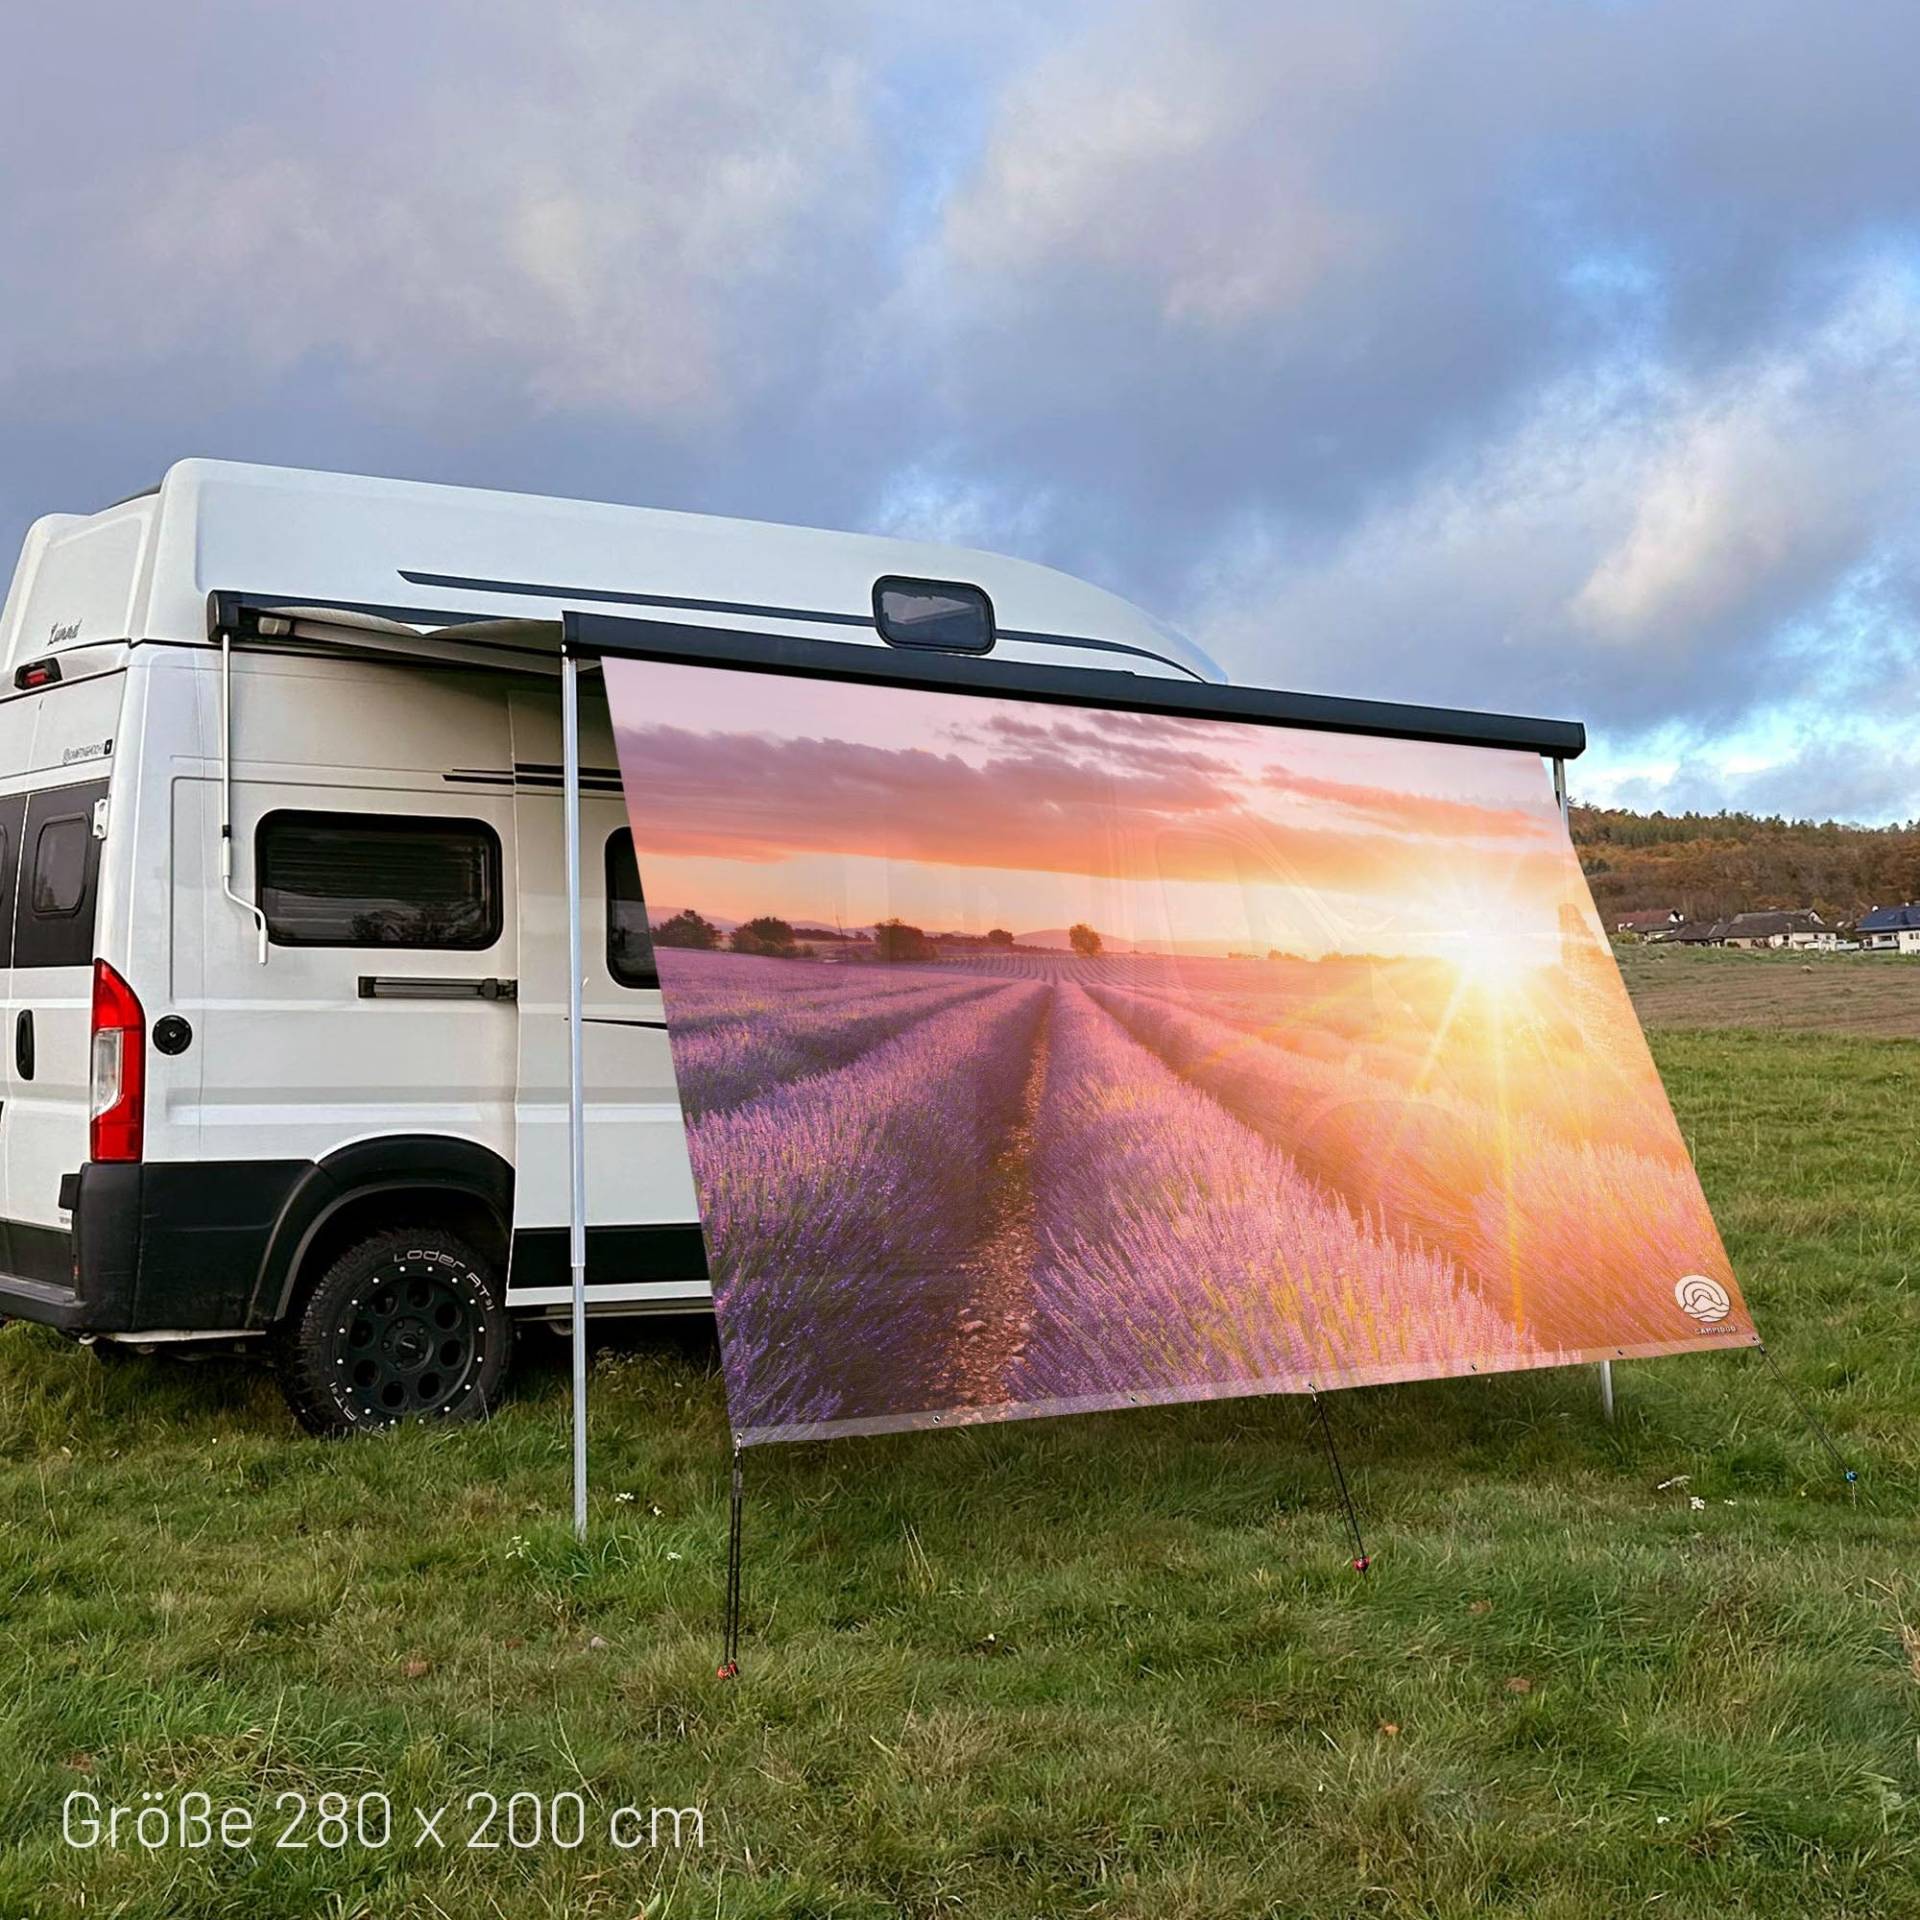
189 652 521 1174
0 646 710 1337
505 686 704 1310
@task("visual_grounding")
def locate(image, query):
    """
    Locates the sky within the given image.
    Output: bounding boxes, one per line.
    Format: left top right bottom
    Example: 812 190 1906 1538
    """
4 3 1919 820
606 658 1579 962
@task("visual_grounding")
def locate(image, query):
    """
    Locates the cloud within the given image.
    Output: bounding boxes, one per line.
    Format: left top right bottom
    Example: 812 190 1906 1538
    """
1189 261 1920 735
0 2 889 421
7 2 1920 821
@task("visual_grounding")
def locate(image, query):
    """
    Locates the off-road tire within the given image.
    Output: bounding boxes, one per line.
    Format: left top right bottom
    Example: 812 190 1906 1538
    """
273 1227 512 1437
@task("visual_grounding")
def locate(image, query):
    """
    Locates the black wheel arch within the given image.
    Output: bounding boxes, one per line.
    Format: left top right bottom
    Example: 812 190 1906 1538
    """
252 1136 514 1327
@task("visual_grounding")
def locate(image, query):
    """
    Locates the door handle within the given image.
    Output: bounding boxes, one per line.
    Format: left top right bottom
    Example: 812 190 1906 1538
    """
14 1009 32 1081
356 976 519 1001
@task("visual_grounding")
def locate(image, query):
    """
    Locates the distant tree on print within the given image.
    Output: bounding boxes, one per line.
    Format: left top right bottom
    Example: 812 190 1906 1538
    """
731 916 799 957
986 928 1014 947
874 918 938 964
1069 923 1103 957
654 909 722 950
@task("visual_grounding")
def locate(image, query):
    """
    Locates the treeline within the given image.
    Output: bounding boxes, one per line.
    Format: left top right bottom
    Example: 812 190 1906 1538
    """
652 913 1022 963
1572 803 1920 922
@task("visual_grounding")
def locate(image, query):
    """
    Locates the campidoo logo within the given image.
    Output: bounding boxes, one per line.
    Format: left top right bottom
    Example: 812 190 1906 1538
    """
1674 1275 1732 1325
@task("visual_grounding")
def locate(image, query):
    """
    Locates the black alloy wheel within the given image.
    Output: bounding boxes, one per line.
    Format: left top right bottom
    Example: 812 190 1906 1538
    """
274 1227 512 1436
337 1258 482 1417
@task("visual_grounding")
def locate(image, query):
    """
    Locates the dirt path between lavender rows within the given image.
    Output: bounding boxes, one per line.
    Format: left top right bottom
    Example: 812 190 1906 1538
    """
930 988 1054 1413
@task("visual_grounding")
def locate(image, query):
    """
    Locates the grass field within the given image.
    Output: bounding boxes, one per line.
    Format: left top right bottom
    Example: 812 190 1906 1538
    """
1 1014 1916 1914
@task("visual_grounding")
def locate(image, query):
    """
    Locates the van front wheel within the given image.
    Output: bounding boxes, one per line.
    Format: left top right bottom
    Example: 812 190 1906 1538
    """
273 1228 512 1437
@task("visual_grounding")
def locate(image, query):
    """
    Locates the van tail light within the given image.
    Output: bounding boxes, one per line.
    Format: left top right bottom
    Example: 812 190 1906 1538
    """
89 960 145 1163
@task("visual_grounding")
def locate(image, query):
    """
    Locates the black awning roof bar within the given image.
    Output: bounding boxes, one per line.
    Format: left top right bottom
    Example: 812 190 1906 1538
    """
563 610 1587 761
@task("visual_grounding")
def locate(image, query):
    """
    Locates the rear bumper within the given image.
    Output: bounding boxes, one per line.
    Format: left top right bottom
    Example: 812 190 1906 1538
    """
0 1269 86 1331
0 1161 306 1337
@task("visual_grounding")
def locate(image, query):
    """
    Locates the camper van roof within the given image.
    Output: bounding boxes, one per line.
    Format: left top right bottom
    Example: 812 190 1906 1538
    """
0 458 1224 683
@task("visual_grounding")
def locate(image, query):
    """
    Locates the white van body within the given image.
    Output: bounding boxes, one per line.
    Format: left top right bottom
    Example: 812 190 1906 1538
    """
0 460 1221 1424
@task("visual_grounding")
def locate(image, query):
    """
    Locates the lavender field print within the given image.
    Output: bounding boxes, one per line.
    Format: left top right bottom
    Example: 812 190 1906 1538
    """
606 659 1752 1445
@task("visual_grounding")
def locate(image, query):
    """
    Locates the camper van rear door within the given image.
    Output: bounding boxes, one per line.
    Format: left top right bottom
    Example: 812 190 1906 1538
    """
0 791 24 1252
6 778 109 1264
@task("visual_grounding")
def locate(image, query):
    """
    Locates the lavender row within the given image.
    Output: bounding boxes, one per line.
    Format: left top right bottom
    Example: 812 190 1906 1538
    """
664 975 1007 1118
1115 974 1681 1159
1086 984 1729 1351
654 948 961 1034
691 979 1049 1438
1011 986 1541 1405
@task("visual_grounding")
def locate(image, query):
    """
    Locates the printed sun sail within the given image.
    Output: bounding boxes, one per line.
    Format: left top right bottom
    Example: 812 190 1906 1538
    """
605 657 1754 1445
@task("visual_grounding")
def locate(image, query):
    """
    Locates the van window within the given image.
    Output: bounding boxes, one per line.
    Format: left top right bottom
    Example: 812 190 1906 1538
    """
14 781 107 969
606 828 658 988
258 811 502 949
31 818 87 915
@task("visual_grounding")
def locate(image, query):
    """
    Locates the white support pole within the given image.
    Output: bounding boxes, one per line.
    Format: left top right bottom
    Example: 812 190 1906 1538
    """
563 653 590 1539
1553 751 1616 1429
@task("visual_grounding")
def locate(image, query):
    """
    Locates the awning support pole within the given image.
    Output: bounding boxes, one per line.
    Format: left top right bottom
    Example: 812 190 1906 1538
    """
717 1445 744 1679
563 653 590 1539
1553 752 1616 1429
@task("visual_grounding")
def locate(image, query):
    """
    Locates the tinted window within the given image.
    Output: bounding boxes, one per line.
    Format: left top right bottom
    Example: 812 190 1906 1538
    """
258 812 502 949
31 818 87 914
14 781 107 970
873 575 995 653
606 828 658 988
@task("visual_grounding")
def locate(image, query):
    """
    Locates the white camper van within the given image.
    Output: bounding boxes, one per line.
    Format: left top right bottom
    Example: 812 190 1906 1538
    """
0 460 1223 1432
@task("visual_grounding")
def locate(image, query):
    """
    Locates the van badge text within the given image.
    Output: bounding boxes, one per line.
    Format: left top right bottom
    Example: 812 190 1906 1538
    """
49 620 80 644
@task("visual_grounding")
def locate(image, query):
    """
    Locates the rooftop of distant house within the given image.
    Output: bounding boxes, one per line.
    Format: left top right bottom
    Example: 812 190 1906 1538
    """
1856 903 1920 933
1657 908 1832 944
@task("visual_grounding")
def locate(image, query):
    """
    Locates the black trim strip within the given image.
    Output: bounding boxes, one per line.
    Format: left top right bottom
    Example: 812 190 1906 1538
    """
444 762 623 793
404 567 874 629
446 773 623 793
998 628 1206 674
564 614 1587 758
585 1016 669 1029
508 1222 708 1292
398 570 1207 679
212 585 1210 682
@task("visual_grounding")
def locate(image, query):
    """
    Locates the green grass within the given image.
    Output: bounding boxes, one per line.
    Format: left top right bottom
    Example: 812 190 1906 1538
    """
2 1027 1917 1917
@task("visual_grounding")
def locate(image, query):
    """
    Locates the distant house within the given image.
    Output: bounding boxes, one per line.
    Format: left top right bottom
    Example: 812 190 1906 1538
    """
1657 909 1836 951
1715 909 1837 951
1856 903 1920 955
1661 919 1723 946
1614 908 1685 937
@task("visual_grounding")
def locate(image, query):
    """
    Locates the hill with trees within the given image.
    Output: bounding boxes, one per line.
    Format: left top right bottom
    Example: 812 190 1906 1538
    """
1572 803 1920 924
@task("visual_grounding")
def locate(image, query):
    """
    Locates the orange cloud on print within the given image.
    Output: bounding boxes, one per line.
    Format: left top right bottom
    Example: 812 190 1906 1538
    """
611 674 1569 900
